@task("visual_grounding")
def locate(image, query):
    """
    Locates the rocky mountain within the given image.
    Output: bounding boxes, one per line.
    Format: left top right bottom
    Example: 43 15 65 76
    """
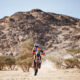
0 9 80 55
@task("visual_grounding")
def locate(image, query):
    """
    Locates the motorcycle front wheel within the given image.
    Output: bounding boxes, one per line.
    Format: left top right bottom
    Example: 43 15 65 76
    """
34 68 38 76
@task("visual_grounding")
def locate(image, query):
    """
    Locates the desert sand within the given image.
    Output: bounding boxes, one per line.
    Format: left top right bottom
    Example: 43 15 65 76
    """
0 60 80 80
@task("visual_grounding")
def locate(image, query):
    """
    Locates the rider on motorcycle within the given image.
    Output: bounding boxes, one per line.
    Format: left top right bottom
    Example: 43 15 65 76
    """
32 43 45 68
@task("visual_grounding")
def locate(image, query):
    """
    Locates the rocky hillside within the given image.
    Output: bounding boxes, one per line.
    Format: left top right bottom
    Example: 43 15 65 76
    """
0 9 80 55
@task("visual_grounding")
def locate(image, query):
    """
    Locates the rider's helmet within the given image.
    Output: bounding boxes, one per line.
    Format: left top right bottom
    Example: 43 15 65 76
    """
34 43 39 47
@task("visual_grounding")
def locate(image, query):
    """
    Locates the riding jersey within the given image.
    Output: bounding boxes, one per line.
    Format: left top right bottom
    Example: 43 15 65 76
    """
32 46 45 56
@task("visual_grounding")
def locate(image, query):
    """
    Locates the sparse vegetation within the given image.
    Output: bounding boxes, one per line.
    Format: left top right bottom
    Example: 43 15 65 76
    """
66 48 80 54
4 56 16 70
64 48 80 69
0 39 34 71
0 55 16 70
64 58 79 68
46 48 80 69
16 39 34 72
0 56 5 70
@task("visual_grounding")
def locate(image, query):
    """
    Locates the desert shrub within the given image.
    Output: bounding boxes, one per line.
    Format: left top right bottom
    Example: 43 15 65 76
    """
65 48 80 69
0 56 6 70
16 58 33 72
66 48 80 55
16 39 34 72
64 58 80 68
0 56 16 70
4 56 16 70
22 38 34 50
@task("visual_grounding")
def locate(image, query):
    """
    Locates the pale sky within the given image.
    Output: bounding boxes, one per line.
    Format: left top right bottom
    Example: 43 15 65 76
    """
0 0 80 19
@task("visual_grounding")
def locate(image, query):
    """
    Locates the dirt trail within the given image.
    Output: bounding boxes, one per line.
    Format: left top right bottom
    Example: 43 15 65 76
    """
0 60 80 80
28 60 80 80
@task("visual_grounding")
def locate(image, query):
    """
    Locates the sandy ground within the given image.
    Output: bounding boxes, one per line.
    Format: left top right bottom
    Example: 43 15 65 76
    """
0 60 80 80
